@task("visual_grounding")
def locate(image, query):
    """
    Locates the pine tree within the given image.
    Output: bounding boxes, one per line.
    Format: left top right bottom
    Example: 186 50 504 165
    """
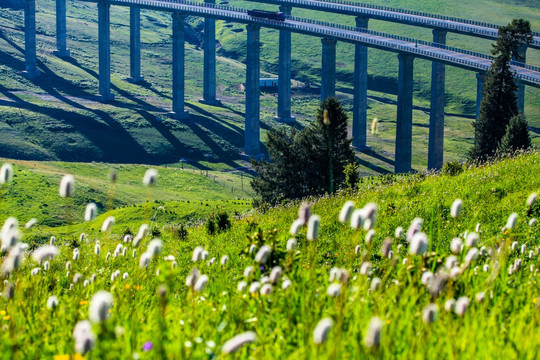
468 19 532 162
251 97 356 205
497 114 531 155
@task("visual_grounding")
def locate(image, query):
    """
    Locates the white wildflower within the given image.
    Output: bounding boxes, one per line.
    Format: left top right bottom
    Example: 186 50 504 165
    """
450 199 462 218
139 252 152 269
370 277 381 292
32 245 59 264
221 332 257 354
286 238 297 251
409 232 428 255
454 296 469 316
101 216 115 232
194 274 208 292
0 163 13 184
465 232 479 247
306 215 320 241
505 213 518 230
147 239 163 256
364 317 383 348
313 318 333 344
142 169 158 186
255 245 271 264
73 320 96 354
84 203 97 222
327 283 341 297
59 175 75 197
422 304 438 324
89 291 113 323
47 295 59 309
339 201 355 223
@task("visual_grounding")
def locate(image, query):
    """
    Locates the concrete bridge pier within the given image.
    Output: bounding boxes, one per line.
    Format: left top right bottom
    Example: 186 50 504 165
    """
427 29 447 170
321 38 337 101
199 0 221 105
98 0 114 101
170 13 189 120
54 0 70 58
352 16 369 150
245 25 261 157
128 6 144 83
274 5 294 123
23 0 39 79
395 53 415 173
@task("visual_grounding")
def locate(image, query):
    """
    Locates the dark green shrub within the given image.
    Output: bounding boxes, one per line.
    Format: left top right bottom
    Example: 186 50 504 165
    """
441 160 464 176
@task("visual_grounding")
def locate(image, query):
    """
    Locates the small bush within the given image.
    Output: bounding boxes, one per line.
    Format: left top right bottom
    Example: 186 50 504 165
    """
151 226 161 238
441 160 464 176
171 224 188 240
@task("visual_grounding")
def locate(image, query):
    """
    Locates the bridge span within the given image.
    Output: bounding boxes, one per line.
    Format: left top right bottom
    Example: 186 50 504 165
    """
19 0 540 172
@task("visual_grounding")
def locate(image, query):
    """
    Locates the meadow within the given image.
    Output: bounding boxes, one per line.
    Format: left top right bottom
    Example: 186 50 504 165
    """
0 150 538 358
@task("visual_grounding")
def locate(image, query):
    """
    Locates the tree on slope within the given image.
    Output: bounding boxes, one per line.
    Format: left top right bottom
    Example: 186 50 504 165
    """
468 19 532 162
251 97 356 205
497 114 531 155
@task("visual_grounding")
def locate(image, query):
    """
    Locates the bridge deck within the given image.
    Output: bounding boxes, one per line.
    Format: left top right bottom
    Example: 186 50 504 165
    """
248 0 540 50
80 0 540 88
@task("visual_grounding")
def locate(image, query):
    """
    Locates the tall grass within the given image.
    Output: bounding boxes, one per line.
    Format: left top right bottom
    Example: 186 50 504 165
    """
0 151 539 358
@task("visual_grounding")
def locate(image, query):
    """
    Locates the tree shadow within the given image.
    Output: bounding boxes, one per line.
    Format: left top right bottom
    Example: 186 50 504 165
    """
0 84 151 163
356 157 392 174
358 148 395 167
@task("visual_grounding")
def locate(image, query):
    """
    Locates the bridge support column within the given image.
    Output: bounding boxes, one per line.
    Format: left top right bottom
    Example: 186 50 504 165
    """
395 54 414 174
23 0 39 79
352 16 369 150
199 0 221 105
427 29 447 170
128 6 143 83
98 0 114 101
245 25 261 157
170 13 189 119
321 38 336 101
54 0 70 58
515 44 527 113
274 5 294 123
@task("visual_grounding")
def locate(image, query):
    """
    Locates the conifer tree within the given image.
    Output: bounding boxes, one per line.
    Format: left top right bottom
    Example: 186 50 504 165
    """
468 19 532 162
497 114 531 155
251 97 356 205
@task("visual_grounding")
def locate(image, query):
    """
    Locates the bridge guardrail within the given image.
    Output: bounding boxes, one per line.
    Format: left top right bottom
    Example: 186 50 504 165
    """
89 0 540 85
249 0 540 39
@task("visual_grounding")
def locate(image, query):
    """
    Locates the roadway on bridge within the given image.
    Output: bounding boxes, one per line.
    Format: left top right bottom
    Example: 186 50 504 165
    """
96 0 540 88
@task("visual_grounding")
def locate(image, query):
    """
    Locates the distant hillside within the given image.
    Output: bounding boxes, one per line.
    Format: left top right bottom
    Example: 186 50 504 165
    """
0 0 538 173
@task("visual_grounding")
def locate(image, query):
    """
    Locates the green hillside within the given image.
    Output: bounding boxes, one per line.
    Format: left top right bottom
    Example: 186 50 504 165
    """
0 158 254 227
0 0 539 174
0 150 538 358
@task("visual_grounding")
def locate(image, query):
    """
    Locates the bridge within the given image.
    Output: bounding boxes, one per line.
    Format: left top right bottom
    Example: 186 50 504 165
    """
18 0 540 172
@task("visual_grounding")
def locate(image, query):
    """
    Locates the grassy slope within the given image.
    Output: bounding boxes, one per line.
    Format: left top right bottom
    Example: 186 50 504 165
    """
0 0 538 174
0 158 254 227
1 151 538 358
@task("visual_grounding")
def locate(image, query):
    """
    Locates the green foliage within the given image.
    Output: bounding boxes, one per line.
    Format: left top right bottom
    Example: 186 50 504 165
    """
344 162 360 191
469 19 533 162
150 226 162 238
169 223 189 240
206 210 231 235
0 152 540 358
497 114 532 155
251 98 355 205
441 160 464 176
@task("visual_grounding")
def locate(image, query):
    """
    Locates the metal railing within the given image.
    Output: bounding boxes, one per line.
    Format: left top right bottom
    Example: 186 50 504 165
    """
78 0 540 86
247 0 540 41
